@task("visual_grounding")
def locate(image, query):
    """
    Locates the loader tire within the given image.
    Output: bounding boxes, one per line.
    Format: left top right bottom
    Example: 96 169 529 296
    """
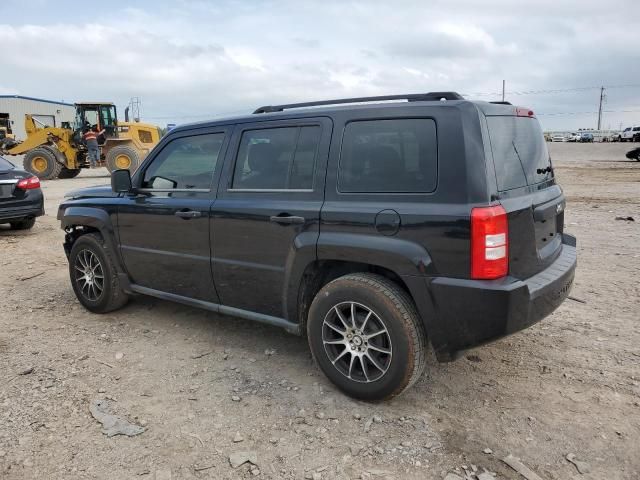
58 167 81 179
24 148 63 180
105 145 140 173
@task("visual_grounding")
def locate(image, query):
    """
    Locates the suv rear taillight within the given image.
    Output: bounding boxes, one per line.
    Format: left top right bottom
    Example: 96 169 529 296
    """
16 176 40 190
471 205 508 279
516 106 535 117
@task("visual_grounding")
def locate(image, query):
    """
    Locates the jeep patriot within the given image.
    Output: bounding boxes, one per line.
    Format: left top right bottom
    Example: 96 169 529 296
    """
58 92 577 400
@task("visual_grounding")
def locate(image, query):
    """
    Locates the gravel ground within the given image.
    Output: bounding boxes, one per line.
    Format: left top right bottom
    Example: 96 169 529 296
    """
0 143 638 480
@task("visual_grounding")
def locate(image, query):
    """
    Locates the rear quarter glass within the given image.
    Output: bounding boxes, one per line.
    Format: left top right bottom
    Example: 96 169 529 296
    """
338 118 437 193
486 116 552 192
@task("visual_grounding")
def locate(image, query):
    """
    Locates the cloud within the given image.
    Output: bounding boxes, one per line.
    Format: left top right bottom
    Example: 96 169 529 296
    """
385 23 517 60
0 0 638 130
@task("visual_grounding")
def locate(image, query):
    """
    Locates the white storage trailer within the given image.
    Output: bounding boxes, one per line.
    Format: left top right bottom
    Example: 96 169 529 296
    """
0 95 76 141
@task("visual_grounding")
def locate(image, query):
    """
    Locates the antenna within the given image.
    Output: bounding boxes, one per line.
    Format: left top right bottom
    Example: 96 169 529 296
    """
128 97 142 122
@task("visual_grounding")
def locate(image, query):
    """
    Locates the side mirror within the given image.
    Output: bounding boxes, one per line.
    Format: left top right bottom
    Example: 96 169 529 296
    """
111 169 132 193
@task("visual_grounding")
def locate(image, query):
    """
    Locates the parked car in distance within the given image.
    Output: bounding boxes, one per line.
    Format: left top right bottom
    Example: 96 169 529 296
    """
625 147 640 161
551 134 568 142
621 126 640 142
579 132 594 143
0 155 44 230
567 133 581 142
57 92 577 400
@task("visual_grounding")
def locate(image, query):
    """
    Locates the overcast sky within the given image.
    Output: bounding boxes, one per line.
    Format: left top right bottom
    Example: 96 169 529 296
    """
1 0 639 130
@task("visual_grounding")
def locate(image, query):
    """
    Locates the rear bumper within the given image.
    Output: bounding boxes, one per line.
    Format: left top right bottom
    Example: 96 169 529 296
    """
0 204 44 223
424 234 577 361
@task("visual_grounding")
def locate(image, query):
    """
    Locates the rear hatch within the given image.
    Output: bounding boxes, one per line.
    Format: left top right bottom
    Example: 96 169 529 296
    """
484 109 564 279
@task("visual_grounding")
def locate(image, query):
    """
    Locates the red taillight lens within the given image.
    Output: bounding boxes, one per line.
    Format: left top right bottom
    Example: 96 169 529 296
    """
471 205 508 279
516 106 535 117
16 176 40 190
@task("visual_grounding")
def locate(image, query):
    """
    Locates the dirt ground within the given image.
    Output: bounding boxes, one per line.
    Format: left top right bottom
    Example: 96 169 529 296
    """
1 143 638 480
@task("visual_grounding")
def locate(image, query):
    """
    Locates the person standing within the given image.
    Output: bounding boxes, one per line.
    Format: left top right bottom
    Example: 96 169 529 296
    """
83 126 104 168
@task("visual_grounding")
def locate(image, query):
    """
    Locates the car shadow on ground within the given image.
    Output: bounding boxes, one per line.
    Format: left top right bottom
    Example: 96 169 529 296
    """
97 293 516 405
0 225 35 235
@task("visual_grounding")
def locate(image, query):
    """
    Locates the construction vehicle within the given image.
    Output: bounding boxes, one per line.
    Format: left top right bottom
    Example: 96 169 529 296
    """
0 114 14 141
0 103 161 180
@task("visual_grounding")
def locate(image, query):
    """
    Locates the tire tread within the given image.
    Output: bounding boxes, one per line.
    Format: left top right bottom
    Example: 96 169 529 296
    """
70 233 128 313
310 272 427 400
9 217 36 230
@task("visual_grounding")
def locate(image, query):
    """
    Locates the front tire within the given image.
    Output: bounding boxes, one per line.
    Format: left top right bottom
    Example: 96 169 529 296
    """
307 273 426 400
68 233 128 313
9 217 36 230
23 147 63 180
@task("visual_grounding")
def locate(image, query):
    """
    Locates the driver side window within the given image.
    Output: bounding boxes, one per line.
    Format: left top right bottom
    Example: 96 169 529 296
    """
142 133 225 190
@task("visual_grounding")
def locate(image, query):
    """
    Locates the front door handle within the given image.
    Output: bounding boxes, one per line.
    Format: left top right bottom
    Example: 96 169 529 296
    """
270 215 305 225
175 210 202 219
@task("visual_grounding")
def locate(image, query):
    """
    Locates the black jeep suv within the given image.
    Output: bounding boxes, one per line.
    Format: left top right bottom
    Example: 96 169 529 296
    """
58 92 576 400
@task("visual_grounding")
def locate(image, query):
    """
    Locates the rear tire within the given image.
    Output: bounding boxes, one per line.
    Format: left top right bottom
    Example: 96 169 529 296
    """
105 145 140 173
23 147 63 180
9 217 36 230
307 273 426 401
68 233 128 313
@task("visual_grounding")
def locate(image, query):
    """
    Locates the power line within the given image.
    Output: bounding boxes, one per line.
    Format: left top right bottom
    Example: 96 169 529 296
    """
537 108 640 116
142 83 640 121
464 83 640 98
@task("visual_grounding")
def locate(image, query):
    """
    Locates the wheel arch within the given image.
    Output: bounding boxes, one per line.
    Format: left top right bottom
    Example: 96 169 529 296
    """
285 232 445 356
285 233 434 327
290 259 421 334
59 207 126 279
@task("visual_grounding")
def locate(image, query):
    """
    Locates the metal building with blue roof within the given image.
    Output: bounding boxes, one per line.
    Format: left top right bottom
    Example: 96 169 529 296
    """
0 95 75 140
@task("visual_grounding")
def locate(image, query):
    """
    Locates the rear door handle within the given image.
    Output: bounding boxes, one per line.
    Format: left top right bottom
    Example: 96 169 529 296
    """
175 210 202 219
270 215 305 225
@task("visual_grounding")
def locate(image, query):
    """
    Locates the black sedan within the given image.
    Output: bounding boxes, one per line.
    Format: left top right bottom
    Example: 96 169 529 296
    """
0 155 44 230
626 147 640 161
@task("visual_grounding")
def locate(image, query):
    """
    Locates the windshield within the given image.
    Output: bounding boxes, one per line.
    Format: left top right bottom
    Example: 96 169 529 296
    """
486 115 553 191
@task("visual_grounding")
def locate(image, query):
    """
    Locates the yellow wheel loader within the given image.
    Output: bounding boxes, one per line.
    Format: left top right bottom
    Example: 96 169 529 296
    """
0 114 14 142
0 103 161 180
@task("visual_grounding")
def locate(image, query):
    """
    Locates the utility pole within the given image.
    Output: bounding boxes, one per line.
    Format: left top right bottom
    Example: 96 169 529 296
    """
501 80 505 102
597 86 605 130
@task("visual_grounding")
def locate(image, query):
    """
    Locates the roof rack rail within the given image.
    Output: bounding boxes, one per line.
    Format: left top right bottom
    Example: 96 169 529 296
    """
490 101 512 105
253 91 464 114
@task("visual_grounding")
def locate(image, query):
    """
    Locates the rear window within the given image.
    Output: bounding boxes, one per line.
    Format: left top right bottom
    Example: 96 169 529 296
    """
339 119 437 193
0 156 14 169
486 116 552 191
